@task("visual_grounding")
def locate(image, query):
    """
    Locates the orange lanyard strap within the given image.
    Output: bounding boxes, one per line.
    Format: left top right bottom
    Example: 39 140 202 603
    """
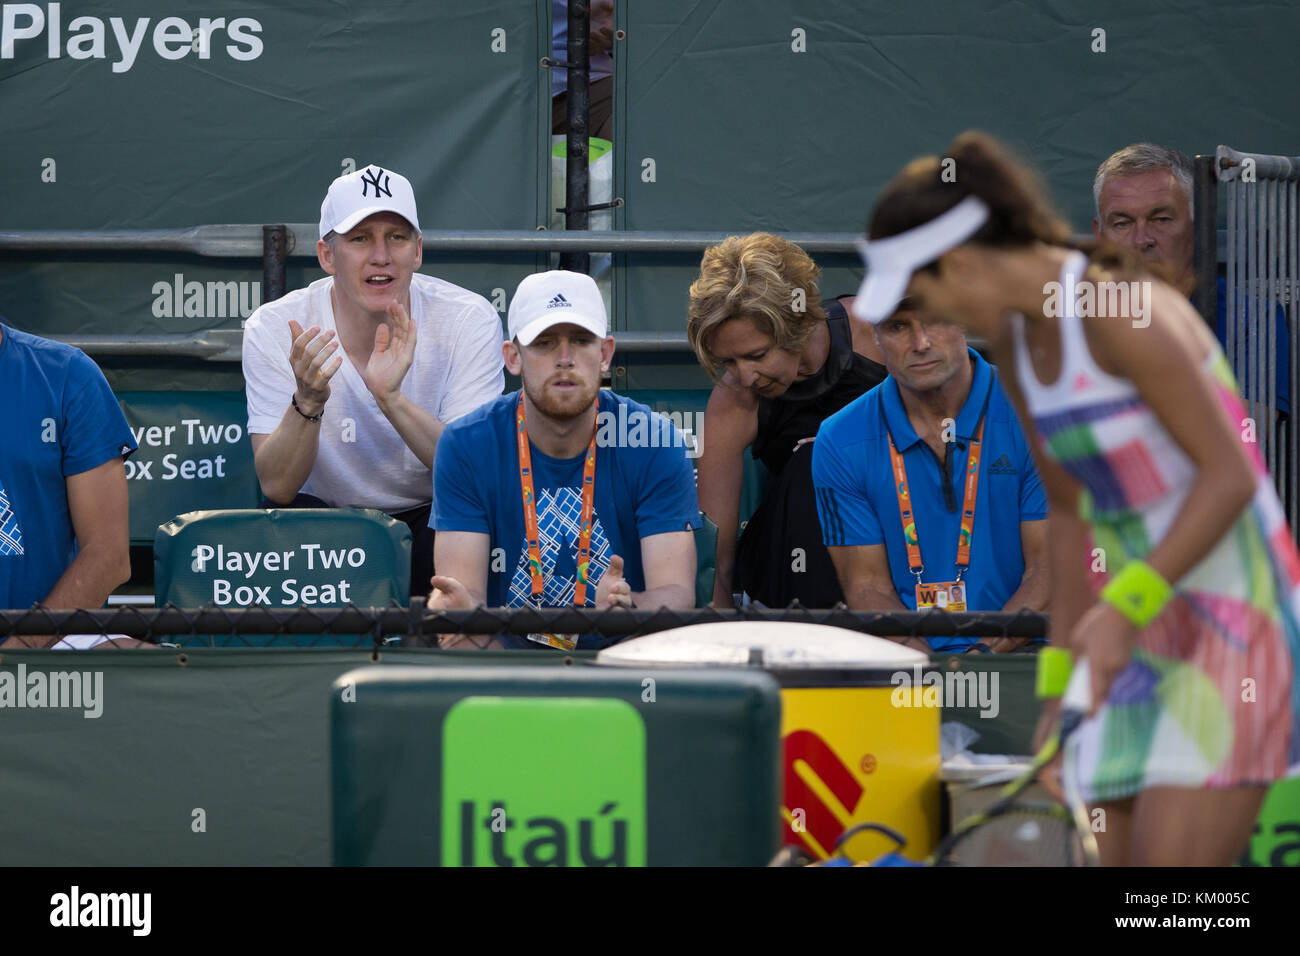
885 399 988 577
516 393 599 606
957 416 985 569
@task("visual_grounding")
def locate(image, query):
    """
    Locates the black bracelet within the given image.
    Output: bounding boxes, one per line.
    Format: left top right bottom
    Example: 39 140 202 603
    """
292 393 323 423
971 641 993 654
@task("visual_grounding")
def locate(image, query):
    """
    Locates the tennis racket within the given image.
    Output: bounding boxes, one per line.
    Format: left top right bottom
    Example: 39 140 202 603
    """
932 658 1099 866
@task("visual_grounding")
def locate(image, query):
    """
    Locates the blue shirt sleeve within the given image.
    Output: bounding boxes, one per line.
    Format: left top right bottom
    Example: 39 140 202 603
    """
633 420 701 537
811 425 883 547
431 425 491 534
62 350 136 476
1018 438 1048 521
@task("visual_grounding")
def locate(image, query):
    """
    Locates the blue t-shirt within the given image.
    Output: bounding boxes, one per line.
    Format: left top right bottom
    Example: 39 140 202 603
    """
432 389 701 649
811 349 1047 651
0 324 137 608
1215 277 1290 417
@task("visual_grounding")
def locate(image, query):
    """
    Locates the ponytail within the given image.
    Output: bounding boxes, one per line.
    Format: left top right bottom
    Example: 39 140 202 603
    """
870 129 1162 284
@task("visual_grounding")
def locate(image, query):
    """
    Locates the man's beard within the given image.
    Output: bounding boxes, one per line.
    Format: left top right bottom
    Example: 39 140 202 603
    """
522 373 600 421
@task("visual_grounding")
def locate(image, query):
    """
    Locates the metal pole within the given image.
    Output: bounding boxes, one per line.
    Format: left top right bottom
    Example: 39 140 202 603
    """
1267 179 1279 474
562 0 592 275
1291 179 1299 534
1279 181 1291 515
1248 179 1259 433
262 224 288 304
1193 155 1218 326
1227 180 1237 404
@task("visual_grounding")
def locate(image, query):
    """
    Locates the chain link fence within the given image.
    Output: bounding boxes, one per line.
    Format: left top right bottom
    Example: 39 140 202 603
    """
0 603 1049 651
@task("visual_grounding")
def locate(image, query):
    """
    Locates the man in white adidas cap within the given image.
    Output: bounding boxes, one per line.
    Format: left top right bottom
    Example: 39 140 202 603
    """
241 164 504 595
429 270 700 649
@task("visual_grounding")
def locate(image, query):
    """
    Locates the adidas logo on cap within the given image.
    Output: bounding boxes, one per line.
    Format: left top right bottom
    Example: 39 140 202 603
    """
507 270 608 345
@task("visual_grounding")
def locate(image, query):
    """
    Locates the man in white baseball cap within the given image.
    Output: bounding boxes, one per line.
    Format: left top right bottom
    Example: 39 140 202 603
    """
429 270 701 649
241 164 505 596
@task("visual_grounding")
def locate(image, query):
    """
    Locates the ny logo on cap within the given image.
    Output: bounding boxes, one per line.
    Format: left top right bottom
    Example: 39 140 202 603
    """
361 167 392 199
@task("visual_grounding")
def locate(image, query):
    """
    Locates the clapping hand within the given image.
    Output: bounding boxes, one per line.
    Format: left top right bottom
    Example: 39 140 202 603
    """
362 300 417 404
288 319 343 415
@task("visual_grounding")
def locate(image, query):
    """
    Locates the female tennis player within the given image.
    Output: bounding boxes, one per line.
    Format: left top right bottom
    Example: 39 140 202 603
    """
853 131 1299 866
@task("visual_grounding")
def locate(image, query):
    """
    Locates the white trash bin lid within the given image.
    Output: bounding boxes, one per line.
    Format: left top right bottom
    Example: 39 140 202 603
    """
596 621 928 673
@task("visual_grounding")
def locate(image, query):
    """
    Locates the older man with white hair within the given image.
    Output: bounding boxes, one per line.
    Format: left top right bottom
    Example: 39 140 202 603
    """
1092 143 1290 422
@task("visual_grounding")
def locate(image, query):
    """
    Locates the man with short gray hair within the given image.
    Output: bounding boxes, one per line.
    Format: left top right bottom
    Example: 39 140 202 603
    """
1093 142 1290 420
1092 143 1197 295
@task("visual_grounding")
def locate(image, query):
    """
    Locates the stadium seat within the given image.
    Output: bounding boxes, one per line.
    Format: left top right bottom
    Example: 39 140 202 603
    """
154 509 411 647
694 513 718 607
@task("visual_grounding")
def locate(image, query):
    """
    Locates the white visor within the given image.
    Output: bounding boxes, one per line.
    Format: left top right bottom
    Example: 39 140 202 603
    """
852 195 990 324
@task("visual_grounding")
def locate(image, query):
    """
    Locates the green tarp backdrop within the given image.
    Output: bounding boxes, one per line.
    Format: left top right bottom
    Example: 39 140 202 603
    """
3 1 1298 392
0 0 551 390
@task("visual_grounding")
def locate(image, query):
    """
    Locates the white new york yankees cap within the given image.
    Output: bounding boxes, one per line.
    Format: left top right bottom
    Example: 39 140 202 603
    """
508 270 609 346
318 164 421 240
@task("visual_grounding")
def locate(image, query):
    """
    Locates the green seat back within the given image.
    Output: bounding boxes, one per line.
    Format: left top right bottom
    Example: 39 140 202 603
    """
154 509 411 647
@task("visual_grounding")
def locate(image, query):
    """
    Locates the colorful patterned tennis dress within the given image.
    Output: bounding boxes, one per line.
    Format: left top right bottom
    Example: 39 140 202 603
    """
1011 251 1300 802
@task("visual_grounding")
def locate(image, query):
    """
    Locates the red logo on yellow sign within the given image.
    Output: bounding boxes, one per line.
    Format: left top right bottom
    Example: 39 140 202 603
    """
780 686 940 861
783 730 862 857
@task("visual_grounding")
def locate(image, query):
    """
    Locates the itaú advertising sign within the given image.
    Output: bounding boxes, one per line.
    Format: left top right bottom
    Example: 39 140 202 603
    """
1 4 263 73
441 697 648 867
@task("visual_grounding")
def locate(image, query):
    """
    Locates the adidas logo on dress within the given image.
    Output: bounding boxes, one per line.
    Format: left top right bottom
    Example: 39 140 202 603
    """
547 294 571 309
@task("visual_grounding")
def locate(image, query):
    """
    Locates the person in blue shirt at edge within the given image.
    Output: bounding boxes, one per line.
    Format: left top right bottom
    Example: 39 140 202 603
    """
428 270 700 650
811 297 1050 653
0 320 151 648
1092 143 1290 423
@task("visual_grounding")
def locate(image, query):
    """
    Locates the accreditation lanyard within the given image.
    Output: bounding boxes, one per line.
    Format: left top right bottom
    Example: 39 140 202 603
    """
516 392 598 606
886 408 986 584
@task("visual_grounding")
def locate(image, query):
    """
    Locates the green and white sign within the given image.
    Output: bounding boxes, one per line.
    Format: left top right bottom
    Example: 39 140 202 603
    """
441 697 647 867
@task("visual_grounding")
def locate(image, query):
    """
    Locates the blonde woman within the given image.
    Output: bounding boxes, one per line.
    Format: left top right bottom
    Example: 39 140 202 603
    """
687 233 887 607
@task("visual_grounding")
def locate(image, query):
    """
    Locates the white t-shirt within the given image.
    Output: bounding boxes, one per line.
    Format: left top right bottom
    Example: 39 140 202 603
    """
242 273 505 513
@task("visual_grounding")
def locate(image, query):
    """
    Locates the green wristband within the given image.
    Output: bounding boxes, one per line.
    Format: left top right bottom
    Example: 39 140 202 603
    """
1101 559 1173 628
1035 645 1073 699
